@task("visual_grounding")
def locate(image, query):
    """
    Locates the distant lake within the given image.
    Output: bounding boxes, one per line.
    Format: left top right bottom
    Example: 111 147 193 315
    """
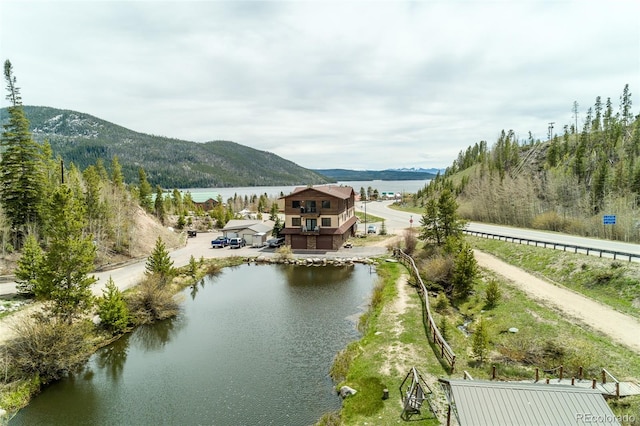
184 179 430 200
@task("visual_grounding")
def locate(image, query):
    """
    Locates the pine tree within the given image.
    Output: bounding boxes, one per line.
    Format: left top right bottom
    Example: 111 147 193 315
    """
97 277 130 334
452 243 477 300
484 279 502 309
437 189 466 241
111 155 124 190
14 233 44 296
419 198 441 244
0 60 45 245
145 236 174 286
472 317 489 363
138 167 153 211
38 184 97 323
154 185 165 224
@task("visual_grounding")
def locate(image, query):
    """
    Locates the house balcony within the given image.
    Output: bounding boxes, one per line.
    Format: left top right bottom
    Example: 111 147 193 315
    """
300 226 320 235
299 207 320 218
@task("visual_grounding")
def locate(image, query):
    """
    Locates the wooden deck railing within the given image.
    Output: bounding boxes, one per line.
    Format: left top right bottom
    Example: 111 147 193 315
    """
394 248 456 372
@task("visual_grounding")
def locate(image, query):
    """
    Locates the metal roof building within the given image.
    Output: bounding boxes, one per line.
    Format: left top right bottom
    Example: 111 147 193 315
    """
439 379 620 426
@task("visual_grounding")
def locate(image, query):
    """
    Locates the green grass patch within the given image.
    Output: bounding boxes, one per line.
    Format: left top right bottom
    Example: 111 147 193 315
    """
330 261 441 425
354 211 385 224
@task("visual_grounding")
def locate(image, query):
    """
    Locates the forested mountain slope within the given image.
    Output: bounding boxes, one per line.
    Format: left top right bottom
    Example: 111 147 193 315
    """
418 85 640 242
0 106 331 188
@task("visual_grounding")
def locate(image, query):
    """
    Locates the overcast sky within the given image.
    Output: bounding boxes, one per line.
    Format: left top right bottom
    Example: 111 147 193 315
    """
1 1 639 171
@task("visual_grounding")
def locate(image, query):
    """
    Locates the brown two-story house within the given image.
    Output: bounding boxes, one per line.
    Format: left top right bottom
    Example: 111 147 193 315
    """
281 185 357 250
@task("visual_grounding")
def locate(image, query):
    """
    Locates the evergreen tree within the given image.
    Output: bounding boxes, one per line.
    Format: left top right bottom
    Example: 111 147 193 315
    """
38 184 97 323
484 279 502 309
437 189 466 241
111 156 124 190
272 215 283 237
97 277 130 334
14 233 43 296
419 198 441 244
0 60 45 245
620 84 633 127
472 317 489 363
154 185 165 224
452 243 477 300
138 167 153 211
145 236 174 286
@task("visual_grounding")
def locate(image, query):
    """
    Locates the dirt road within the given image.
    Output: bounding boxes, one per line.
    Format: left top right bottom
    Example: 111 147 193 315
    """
474 250 640 354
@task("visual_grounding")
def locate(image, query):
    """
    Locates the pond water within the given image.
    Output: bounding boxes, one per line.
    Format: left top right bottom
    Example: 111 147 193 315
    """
11 264 377 426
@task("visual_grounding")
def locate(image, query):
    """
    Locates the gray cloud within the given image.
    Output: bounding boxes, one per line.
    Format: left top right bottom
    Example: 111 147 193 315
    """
1 0 639 171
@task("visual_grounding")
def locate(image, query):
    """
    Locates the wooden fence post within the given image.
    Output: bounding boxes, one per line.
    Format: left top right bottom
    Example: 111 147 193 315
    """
559 365 563 381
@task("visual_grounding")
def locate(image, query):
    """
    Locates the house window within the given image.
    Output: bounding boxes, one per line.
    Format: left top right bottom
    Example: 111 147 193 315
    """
321 217 331 227
305 218 317 231
321 200 331 209
292 200 301 209
305 200 317 213
292 217 301 227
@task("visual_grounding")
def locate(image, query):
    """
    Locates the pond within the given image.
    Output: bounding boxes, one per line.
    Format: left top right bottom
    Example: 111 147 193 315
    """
11 263 377 425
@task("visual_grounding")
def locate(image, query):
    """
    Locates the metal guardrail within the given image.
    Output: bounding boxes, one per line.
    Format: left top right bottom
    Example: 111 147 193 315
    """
394 248 456 372
463 230 640 262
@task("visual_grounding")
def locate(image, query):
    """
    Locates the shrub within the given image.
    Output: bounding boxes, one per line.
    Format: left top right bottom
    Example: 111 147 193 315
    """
275 245 293 261
127 276 181 324
403 229 418 255
421 255 454 289
531 211 567 232
6 315 92 383
434 292 450 313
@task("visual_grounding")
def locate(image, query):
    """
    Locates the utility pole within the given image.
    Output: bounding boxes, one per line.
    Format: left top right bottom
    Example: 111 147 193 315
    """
548 122 555 141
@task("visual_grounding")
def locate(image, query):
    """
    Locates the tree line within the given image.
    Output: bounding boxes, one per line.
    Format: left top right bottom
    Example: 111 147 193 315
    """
415 84 640 241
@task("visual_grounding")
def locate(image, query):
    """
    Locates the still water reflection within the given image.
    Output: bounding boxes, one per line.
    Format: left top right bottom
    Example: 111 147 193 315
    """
11 264 376 425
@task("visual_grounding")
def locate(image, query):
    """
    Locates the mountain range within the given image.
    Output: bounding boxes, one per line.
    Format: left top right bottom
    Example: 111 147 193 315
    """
0 106 437 188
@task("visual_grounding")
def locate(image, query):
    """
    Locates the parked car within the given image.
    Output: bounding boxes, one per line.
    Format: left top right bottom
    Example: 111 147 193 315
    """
267 237 285 248
229 237 246 249
367 225 377 234
211 236 230 248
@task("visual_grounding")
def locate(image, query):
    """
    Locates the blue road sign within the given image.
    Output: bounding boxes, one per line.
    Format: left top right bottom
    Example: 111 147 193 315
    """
603 215 616 225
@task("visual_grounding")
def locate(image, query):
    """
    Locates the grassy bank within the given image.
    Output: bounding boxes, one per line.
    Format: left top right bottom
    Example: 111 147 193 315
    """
320 243 640 425
319 260 444 425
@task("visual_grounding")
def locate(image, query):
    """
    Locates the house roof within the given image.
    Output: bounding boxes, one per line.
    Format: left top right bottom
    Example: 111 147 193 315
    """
222 220 274 234
182 191 220 204
285 185 354 200
440 379 620 426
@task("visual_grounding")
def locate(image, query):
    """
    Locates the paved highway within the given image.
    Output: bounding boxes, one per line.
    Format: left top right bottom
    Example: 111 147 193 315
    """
359 200 640 259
